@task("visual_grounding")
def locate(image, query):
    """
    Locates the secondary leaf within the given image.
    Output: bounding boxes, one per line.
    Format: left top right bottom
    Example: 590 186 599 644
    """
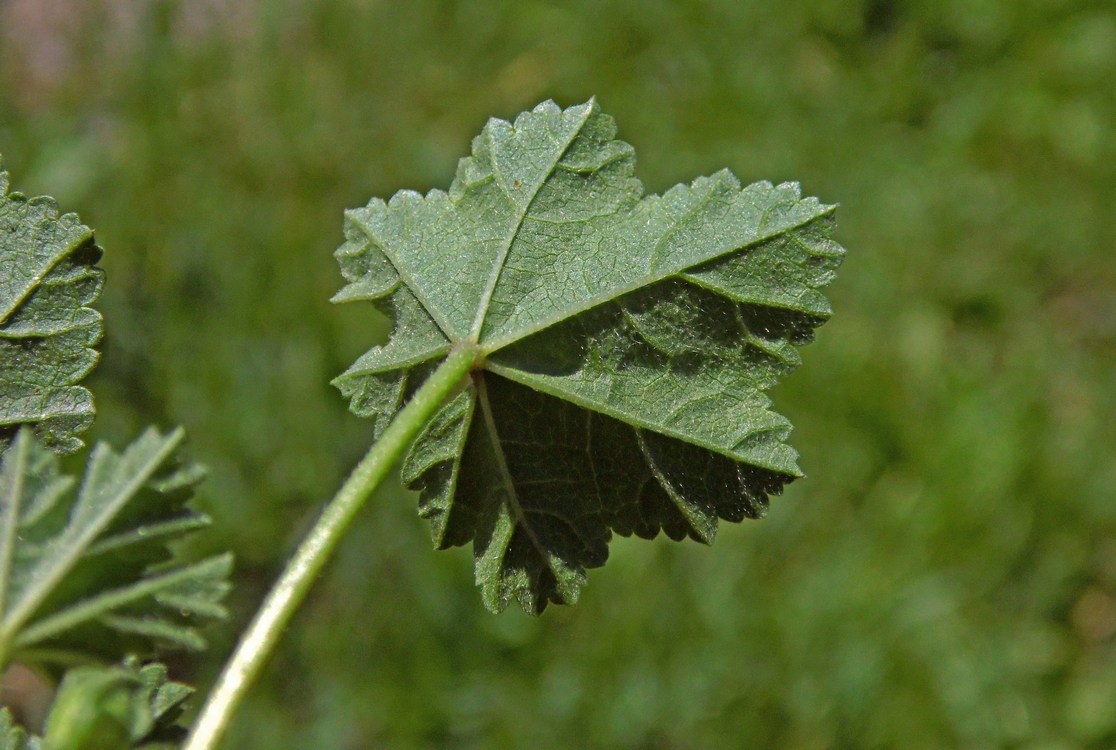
0 709 38 750
43 660 193 750
333 99 844 613
0 159 104 455
0 660 192 750
0 428 231 667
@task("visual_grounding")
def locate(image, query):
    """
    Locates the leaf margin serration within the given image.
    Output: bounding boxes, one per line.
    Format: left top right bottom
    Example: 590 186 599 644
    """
0 158 104 455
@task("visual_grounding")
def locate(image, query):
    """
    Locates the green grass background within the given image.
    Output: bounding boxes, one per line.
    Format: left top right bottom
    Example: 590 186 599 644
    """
2 0 1115 746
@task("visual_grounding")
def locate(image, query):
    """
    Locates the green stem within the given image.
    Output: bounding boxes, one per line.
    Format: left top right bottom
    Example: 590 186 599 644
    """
183 343 480 750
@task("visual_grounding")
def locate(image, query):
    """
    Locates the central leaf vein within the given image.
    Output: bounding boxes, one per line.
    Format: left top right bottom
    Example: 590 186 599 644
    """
475 375 557 572
480 208 833 353
468 105 596 341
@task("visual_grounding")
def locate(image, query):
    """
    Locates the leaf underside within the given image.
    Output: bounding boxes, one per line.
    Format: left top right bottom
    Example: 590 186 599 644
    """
0 162 104 455
333 99 844 613
0 428 231 664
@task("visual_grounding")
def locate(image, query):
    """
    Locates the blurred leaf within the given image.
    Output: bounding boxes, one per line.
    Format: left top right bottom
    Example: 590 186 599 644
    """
40 666 133 750
0 159 103 456
26 659 192 750
0 428 231 668
0 707 39 750
334 99 842 613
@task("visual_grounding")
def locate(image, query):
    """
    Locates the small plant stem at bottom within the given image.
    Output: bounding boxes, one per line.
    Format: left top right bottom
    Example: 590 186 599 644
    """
183 343 480 750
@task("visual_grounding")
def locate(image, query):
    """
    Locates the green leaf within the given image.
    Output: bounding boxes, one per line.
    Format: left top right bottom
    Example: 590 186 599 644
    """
42 660 193 750
41 666 134 750
0 159 104 455
0 659 193 750
0 708 39 750
0 428 232 666
333 99 844 614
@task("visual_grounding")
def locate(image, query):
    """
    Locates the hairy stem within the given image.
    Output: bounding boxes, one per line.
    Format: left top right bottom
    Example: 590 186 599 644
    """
184 343 480 750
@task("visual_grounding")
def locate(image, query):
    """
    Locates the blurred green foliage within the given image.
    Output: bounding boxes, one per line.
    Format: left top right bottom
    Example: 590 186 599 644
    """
2 0 1114 747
